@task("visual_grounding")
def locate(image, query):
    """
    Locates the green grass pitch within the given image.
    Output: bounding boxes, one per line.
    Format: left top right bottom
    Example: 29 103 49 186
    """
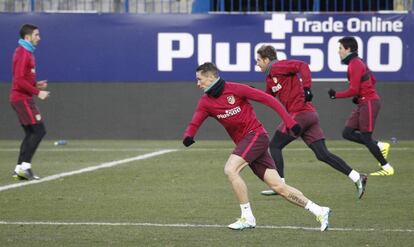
0 140 413 246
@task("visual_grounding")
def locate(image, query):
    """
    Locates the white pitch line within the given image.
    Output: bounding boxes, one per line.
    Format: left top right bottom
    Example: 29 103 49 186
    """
0 221 412 233
0 149 177 193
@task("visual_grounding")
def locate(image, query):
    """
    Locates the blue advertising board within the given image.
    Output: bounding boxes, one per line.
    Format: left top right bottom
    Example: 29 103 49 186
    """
0 13 412 82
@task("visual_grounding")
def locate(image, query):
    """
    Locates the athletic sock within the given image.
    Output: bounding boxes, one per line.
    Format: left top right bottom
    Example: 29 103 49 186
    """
20 162 32 170
348 170 360 183
305 200 323 217
14 164 22 173
377 141 387 149
382 163 392 170
240 202 255 223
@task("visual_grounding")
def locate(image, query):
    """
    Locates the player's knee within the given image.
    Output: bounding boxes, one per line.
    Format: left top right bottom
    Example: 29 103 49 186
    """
35 128 46 139
315 151 329 162
32 124 46 138
342 128 352 140
39 128 46 138
224 165 237 178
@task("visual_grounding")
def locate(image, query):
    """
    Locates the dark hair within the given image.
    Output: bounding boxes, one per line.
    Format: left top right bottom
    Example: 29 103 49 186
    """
257 45 277 61
338 36 358 52
19 24 38 39
196 62 219 78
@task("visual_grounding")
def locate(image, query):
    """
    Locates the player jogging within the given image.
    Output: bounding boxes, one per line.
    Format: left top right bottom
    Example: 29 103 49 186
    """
255 45 367 198
10 24 50 180
183 62 331 231
328 36 394 176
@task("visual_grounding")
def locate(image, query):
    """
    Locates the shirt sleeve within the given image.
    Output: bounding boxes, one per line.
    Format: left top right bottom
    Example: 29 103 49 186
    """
264 78 275 96
13 51 39 96
236 84 297 128
183 99 209 138
335 61 363 98
271 60 312 88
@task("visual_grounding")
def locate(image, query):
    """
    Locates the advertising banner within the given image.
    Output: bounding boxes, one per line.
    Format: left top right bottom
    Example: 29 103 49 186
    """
0 13 412 82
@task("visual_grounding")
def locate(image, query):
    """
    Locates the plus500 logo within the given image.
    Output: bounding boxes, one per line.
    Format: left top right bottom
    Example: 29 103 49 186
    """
157 33 402 73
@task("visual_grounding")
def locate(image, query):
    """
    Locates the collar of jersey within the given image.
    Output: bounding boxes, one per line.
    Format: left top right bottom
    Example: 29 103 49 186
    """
265 60 278 76
18 39 35 53
204 77 221 93
205 78 225 98
341 52 358 65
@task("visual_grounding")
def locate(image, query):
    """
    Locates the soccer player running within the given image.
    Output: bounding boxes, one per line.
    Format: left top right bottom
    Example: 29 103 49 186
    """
10 24 50 180
183 62 331 231
256 45 367 199
328 36 394 176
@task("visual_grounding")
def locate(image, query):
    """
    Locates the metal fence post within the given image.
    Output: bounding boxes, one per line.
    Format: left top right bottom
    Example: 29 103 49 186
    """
125 0 129 13
313 0 320 11
30 0 35 12
220 0 225 11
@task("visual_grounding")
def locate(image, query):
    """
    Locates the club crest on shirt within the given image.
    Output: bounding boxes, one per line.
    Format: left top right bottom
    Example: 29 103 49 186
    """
227 95 235 105
31 68 36 74
35 114 42 121
272 77 278 84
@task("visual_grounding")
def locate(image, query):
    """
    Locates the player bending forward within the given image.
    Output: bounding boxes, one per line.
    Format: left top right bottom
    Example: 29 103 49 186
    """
183 62 331 231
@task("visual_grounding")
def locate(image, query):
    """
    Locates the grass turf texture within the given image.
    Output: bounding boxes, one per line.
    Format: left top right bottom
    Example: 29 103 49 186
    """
0 140 413 246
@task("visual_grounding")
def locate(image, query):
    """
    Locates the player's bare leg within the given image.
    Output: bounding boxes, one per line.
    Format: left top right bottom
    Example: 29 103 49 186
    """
224 154 256 230
224 154 250 203
263 168 331 231
263 169 307 206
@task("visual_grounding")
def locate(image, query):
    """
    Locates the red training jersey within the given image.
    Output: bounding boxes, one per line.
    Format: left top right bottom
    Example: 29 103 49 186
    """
264 59 315 114
10 46 39 102
183 82 296 144
335 56 380 102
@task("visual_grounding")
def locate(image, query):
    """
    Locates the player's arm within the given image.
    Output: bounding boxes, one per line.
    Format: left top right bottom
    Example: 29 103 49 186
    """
272 60 313 101
35 80 50 100
329 63 363 99
290 60 312 89
271 60 311 85
183 100 209 147
296 62 313 102
236 84 299 132
36 80 48 90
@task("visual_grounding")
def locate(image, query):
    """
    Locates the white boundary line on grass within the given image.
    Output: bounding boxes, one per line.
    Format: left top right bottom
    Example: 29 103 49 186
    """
0 149 177 193
0 221 413 233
